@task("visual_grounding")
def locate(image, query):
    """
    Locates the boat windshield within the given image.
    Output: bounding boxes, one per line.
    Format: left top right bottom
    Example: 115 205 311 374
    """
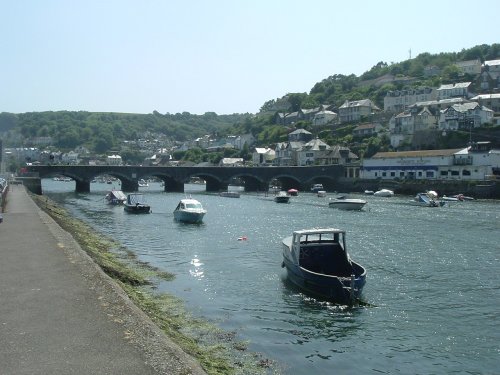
296 231 343 244
186 203 202 209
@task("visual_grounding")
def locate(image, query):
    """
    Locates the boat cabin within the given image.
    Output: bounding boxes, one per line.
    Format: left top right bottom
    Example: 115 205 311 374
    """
292 229 354 277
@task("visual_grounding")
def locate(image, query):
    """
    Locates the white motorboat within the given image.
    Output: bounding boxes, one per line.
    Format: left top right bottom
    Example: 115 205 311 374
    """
408 192 444 207
274 191 290 203
373 189 394 197
174 198 207 223
138 179 149 188
328 197 367 211
311 184 324 193
317 190 327 197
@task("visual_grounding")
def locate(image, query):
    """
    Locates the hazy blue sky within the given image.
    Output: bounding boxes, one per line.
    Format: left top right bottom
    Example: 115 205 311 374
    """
1 0 498 115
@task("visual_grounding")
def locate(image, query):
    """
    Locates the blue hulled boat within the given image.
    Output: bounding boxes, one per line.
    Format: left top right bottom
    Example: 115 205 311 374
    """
281 228 366 305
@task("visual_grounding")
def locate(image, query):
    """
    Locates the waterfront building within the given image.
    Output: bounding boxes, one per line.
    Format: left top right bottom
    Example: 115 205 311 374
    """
361 142 500 181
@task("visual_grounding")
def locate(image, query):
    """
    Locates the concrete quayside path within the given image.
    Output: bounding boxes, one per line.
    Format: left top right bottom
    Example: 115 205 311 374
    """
0 185 206 375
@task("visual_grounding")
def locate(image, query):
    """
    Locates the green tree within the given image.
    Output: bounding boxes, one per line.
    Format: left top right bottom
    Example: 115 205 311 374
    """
94 129 114 153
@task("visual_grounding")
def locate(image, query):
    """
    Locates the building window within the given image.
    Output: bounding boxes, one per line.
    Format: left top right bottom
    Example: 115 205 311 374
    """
440 171 448 176
382 172 386 177
462 169 471 176
451 170 460 176
400 172 405 177
390 172 395 177
418 171 422 177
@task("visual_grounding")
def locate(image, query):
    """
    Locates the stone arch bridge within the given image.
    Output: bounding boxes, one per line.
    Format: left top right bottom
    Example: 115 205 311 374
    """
27 164 347 193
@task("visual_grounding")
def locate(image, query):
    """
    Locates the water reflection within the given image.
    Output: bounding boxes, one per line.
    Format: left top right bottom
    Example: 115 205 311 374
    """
189 257 204 279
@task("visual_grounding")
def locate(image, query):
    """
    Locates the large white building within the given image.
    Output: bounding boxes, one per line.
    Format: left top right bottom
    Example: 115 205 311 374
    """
361 142 500 181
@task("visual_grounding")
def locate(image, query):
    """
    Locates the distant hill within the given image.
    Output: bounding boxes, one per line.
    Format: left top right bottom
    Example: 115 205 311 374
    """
0 110 251 151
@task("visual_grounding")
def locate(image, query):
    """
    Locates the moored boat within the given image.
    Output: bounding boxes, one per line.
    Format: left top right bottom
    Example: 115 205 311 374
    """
328 197 367 211
287 189 299 196
451 193 474 201
105 189 127 205
138 179 149 188
408 192 444 207
174 198 207 223
219 191 240 198
311 184 324 193
373 189 394 197
281 228 366 304
274 191 290 203
124 193 151 213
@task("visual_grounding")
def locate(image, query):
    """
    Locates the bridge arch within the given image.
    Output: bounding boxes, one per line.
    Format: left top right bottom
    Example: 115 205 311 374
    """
224 173 268 192
267 174 302 192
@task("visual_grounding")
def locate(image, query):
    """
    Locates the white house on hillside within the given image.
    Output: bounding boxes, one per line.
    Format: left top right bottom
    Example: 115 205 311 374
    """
455 59 482 75
219 158 244 167
338 99 381 123
296 138 330 166
107 154 122 165
312 110 337 126
389 106 438 148
226 134 255 150
437 82 473 100
62 151 79 165
384 87 436 112
252 147 275 165
352 123 384 137
274 141 303 166
438 102 494 131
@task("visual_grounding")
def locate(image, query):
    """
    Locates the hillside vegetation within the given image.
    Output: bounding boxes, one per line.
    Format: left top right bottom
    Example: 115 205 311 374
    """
1 43 499 158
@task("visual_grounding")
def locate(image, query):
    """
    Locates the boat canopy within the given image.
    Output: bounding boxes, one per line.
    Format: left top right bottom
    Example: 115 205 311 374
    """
110 190 127 200
127 193 146 205
291 228 347 251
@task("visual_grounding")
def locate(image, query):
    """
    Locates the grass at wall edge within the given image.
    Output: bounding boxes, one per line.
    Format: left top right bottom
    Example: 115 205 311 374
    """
30 193 277 375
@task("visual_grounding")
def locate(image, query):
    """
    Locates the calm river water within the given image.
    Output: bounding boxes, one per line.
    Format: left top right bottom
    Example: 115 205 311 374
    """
42 179 499 375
